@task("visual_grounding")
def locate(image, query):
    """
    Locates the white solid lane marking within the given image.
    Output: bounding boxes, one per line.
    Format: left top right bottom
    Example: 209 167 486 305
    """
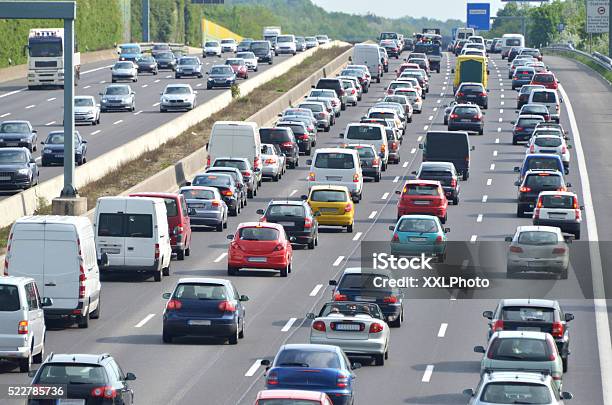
47 97 56 102
0 88 26 99
214 252 227 263
309 284 323 297
333 256 345 266
281 318 297 332
493 150 498 156
153 102 160 107
495 138 500 143
25 104 35 109
135 313 155 328
490 163 495 171
486 178 492 186
352 232 362 241
245 359 262 377
81 64 113 75
482 195 488 203
368 211 377 219
91 130 101 135
422 365 434 382
442 87 446 91
403 162 409 168
381 192 389 200
113 119 123 125
470 235 478 243
84 85 91 89
501 88 504 92
423 125 428 131
45 121 55 126
438 323 448 337
410 148 416 154
289 189 297 197
134 110 143 115
558 84 612 400
0 112 10 118
477 214 483 223
393 176 399 183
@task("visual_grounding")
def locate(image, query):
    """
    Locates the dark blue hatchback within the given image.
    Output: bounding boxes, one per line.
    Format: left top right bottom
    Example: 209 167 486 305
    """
40 130 88 166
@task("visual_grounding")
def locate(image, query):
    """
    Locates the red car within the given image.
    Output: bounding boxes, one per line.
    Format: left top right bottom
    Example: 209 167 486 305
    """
530 72 558 90
395 62 420 77
225 58 249 79
254 390 333 405
395 180 449 223
227 222 293 277
129 192 192 260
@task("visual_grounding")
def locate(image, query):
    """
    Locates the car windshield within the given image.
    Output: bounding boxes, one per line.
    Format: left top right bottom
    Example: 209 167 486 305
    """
36 364 107 385
267 205 305 217
211 66 231 74
192 175 231 187
174 283 228 300
488 337 551 361
480 382 552 404
205 42 219 47
320 302 382 318
310 190 347 202
525 174 562 188
165 86 190 95
181 189 216 200
105 86 129 95
502 306 556 322
397 218 438 233
153 44 170 51
518 231 559 245
46 133 78 145
275 349 340 369
507 38 522 46
180 58 198 66
161 198 178 217
389 82 411 90
314 153 354 169
0 284 20 311
238 227 278 241
221 40 234 44
156 52 174 59
521 86 543 94
277 36 293 43
532 92 557 103
114 62 132 69
0 123 29 133
74 98 94 107
405 184 438 196
534 137 562 147
346 126 382 141
213 160 247 170
138 56 154 63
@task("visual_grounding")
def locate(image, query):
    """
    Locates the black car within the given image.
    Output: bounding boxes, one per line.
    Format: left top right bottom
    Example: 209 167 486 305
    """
250 40 274 64
512 114 545 144
315 78 346 110
413 161 460 204
483 298 573 371
189 173 241 215
0 147 38 190
276 121 312 156
343 144 381 182
0 120 37 152
237 38 254 52
28 353 136 405
154 51 177 71
135 55 158 75
380 40 400 58
41 130 88 166
259 127 299 168
455 82 488 109
151 43 171 57
515 170 568 217
206 65 236 89
257 200 319 248
403 38 414 51
204 167 248 209
508 46 523 62
447 103 484 134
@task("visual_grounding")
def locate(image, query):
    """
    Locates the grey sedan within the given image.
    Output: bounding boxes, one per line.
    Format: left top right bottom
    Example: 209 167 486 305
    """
160 84 197 112
99 85 135 112
179 186 228 232
0 147 38 190
0 121 37 152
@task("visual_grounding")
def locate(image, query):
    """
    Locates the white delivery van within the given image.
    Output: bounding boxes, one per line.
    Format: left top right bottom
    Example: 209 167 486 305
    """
353 43 383 83
456 28 475 41
94 196 172 282
5 216 101 328
207 121 262 186
341 123 389 170
501 34 525 59
307 148 363 202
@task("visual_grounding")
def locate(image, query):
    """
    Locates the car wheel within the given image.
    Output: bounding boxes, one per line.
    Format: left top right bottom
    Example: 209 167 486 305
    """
375 173 381 182
177 249 185 260
154 268 162 282
227 266 238 276
305 147 311 156
162 262 170 276
77 311 89 328
162 330 173 343
562 357 568 372
516 206 525 218
223 219 228 229
280 264 288 277
347 223 353 233
462 171 469 181
441 214 447 224
374 353 385 366
479 128 484 135
558 267 569 280
389 313 402 328
273 174 279 182
247 189 253 198
19 352 32 373
308 238 315 250
574 230 580 240
33 338 44 364
324 125 330 132
216 222 223 232
239 319 245 339
512 138 518 145
89 297 101 319
228 324 239 345
453 196 459 205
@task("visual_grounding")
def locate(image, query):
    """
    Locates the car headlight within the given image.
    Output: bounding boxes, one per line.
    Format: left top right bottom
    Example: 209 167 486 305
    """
17 168 30 175
20 138 30 142
101 99 107 103
43 148 52 153
161 97 169 103
207 77 213 82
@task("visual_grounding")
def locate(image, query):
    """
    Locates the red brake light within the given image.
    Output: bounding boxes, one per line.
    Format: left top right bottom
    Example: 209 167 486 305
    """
450 113 458 119
552 247 566 255
218 300 236 312
457 92 464 97
280 141 293 148
369 322 384 333
313 320 326 332
372 157 380 167
242 170 252 177
333 293 348 301
533 208 540 219
264 158 276 164
552 321 564 338
166 299 182 311
493 319 504 331
515 126 524 131
154 243 160 259
509 246 523 253
344 203 353 213
392 233 399 242
18 320 28 335
91 386 117 399
450 178 457 188
273 243 285 252
206 156 211 168
435 235 444 244
337 372 349 388
308 172 315 181
304 217 313 229
254 156 261 169
480 92 487 97
519 186 531 193
353 173 360 183
383 295 398 303
222 190 233 197
529 144 535 153
211 200 221 207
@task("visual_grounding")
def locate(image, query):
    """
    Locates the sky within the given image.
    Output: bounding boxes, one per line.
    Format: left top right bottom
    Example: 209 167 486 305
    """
310 0 505 22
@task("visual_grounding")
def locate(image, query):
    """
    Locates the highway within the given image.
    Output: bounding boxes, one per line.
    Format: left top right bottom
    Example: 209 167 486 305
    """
0 52 610 405
0 51 294 199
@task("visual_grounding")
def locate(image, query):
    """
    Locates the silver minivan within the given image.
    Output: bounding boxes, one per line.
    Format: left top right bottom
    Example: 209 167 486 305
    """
0 276 52 372
529 89 561 123
341 123 389 170
307 148 363 202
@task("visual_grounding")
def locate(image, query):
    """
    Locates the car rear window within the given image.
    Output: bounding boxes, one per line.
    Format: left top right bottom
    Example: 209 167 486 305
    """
453 107 479 115
279 124 306 135
174 283 227 300
405 184 438 196
532 92 557 103
525 173 562 188
534 137 562 147
518 118 543 127
480 382 552 404
213 160 247 170
275 348 340 369
192 175 231 187
517 231 558 245
540 194 574 208
502 306 555 323
397 218 438 232
260 128 292 143
488 337 551 361
347 146 375 158
0 285 20 311
97 213 153 238
314 153 355 169
525 158 560 171
268 205 305 217
310 190 347 202
239 227 279 241
346 126 383 141
258 400 320 405
523 106 548 114
36 364 107 384
534 74 553 82
369 112 394 120
180 189 216 200
460 84 483 92
388 82 411 90
162 198 178 217
339 273 391 291
300 103 323 112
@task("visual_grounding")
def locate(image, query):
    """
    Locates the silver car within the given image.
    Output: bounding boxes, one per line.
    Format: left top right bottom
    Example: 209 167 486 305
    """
307 301 390 365
111 61 138 83
464 370 573 404
179 186 228 231
505 226 571 279
340 79 358 106
260 143 285 181
175 56 203 79
307 89 341 116
305 36 319 49
160 84 197 112
99 84 135 112
74 96 100 125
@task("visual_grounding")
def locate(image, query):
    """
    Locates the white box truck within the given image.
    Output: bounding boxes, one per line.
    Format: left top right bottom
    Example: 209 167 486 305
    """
25 28 81 89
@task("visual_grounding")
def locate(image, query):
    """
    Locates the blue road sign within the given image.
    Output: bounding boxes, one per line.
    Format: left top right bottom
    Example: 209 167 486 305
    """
467 3 491 31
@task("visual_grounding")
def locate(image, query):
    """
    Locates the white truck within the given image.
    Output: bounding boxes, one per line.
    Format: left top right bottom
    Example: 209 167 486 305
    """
263 26 282 47
26 28 81 89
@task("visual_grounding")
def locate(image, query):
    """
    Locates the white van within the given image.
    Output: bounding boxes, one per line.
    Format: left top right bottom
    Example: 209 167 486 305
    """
353 43 383 83
0 276 51 372
207 121 262 186
468 35 485 45
528 89 562 123
502 34 525 59
456 28 475 41
5 216 101 329
342 123 389 170
94 196 172 282
307 148 363 202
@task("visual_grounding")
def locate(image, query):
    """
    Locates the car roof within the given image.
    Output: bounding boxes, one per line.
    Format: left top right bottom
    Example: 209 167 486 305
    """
405 179 441 186
280 343 339 352
499 298 559 308
0 120 30 125
268 200 307 207
237 221 284 230
482 371 552 384
214 157 249 162
0 276 34 286
517 114 546 120
399 214 440 221
130 192 178 199
256 390 327 400
177 277 231 286
492 330 548 339
421 161 455 170
515 225 562 233
342 267 395 277
179 185 219 192
45 353 111 364
310 184 350 192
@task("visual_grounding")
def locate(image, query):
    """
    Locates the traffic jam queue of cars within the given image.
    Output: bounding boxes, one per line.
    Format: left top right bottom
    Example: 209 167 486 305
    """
0 31 581 405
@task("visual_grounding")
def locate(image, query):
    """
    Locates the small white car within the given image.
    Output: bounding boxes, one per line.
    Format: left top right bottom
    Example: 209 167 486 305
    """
340 79 358 106
236 51 258 71
533 191 582 239
203 40 222 57
260 143 285 181
74 95 101 126
526 134 571 170
220 38 238 53
111 61 138 83
160 84 197 112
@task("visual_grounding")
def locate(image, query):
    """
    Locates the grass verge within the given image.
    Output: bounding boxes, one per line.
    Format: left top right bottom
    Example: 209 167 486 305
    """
545 49 612 84
0 45 349 254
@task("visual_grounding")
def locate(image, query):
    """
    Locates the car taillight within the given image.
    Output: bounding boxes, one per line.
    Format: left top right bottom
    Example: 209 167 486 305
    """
353 173 359 183
211 200 221 207
380 144 386 153
351 89 356 94
513 76 518 80
392 233 399 242
308 172 315 181
519 186 531 193
450 113 458 120
480 92 487 97
313 320 326 332
79 264 86 299
552 247 566 255
515 126 524 132
435 235 444 245
166 299 182 311
267 371 279 385
493 319 504 331
18 320 28 335
154 243 160 260
574 197 581 220
343 203 352 213
218 300 236 312
556 104 560 112
242 170 252 177
264 158 276 164
473 114 482 121
333 293 348 301
450 178 457 187
509 246 523 253
280 141 293 148
260 216 267 222
91 386 117 399
336 371 349 388
254 156 261 169
298 134 309 140
533 208 540 219
304 217 313 229
273 243 285 252
552 321 564 338
339 89 345 96
457 92 464 97
372 158 380 167
369 322 384 333
206 156 211 168
391 141 398 150
331 100 338 106
222 190 233 197
529 144 535 153
387 89 394 95
383 295 398 303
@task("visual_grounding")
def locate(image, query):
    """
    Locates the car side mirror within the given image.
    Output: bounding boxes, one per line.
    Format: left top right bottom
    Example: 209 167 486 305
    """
311 85 315 88
482 310 493 319
41 297 53 307
240 295 249 302
394 190 402 195
328 279 337 286
256 209 265 215
473 346 486 354
260 359 271 366
567 144 572 149
226 234 234 240
162 292 172 299
505 236 513 242
462 389 474 397
306 159 312 165
109 67 113 70
32 129 37 133
98 252 109 268
314 211 321 217
388 225 395 231
418 144 423 149
82 140 88 143
511 120 516 124
470 146 475 151
565 313 574 322
125 372 137 381
561 392 573 400
451 68 455 73
351 362 362 370
513 166 520 172
30 158 36 164
514 180 521 186
444 227 450 233
566 182 572 188
40 141 45 145
306 312 315 319
289 236 297 243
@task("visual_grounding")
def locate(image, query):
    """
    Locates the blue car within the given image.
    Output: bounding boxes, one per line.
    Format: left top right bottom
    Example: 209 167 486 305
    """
40 130 88 166
514 153 565 182
206 65 236 89
262 344 360 405
389 214 449 262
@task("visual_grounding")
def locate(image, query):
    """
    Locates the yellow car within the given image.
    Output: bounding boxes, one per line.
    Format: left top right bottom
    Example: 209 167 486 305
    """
305 185 355 232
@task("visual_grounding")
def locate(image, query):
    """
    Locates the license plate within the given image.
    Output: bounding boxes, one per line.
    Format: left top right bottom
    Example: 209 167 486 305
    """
101 248 120 254
528 261 545 267
279 222 294 227
320 207 337 213
517 326 541 332
55 154 64 158
461 119 471 122
413 201 430 205
326 176 342 181
59 400 85 405
549 213 567 219
411 237 428 241
189 204 205 209
188 320 211 326
5 142 18 146
335 323 361 331
355 296 376 302
0 176 10 181
248 257 267 263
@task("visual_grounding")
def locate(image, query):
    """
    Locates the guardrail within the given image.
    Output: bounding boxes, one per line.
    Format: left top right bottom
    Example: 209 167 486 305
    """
543 46 612 71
